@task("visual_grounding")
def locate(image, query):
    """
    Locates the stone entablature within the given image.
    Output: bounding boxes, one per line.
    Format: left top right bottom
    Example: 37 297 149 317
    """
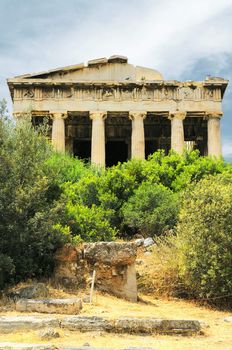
10 81 224 102
7 55 228 165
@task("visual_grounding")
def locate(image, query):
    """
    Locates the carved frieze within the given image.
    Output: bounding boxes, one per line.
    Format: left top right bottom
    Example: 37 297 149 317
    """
13 84 222 102
42 88 54 99
24 88 34 98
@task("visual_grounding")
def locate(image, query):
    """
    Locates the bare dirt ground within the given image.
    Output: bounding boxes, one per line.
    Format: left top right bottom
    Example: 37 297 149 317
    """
0 291 232 350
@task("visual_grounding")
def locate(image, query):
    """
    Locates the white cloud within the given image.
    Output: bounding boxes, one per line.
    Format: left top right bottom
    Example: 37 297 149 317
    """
1 0 232 79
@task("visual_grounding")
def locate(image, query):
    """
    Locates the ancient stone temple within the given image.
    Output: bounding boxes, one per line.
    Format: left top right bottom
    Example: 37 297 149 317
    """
7 55 228 166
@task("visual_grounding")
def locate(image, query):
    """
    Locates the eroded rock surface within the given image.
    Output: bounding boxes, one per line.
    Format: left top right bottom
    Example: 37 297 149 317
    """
0 315 202 336
16 298 82 314
54 242 138 302
0 316 59 333
84 242 137 265
9 283 49 300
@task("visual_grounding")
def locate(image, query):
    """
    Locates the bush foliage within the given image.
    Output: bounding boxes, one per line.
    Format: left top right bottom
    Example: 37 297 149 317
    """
0 105 69 287
122 182 179 236
175 173 232 304
1 98 232 303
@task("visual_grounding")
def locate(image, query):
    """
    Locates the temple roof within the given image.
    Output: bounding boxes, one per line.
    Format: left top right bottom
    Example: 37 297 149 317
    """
9 55 164 82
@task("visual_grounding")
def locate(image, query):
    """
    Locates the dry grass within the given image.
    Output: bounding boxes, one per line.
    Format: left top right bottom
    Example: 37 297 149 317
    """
137 239 182 297
0 292 232 350
1 250 232 349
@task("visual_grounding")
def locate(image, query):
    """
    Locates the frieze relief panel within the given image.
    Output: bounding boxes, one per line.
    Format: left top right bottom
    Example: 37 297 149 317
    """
13 85 222 102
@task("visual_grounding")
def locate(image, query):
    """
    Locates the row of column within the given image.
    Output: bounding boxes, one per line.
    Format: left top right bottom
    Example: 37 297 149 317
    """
51 111 222 166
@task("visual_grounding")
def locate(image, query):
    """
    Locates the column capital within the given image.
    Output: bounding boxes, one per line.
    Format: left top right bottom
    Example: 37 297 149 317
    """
13 112 24 119
168 111 186 120
129 111 147 121
205 112 223 119
50 112 67 120
89 111 107 120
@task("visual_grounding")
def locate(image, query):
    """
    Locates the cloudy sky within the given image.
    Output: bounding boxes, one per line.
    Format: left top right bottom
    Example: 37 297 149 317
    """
0 0 232 160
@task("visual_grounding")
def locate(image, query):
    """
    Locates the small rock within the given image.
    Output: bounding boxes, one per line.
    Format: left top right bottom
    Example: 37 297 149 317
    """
134 239 144 247
39 327 60 339
144 237 155 248
82 295 90 303
82 343 90 347
224 316 232 322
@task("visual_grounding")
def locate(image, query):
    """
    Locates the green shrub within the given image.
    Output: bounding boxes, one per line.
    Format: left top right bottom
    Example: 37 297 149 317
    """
0 112 70 287
45 152 93 184
143 149 231 191
122 182 179 236
66 203 117 242
176 173 232 305
0 254 15 289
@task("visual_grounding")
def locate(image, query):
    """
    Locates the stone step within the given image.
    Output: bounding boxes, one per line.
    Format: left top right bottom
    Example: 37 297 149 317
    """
0 344 153 350
0 315 201 335
15 298 82 315
0 316 59 333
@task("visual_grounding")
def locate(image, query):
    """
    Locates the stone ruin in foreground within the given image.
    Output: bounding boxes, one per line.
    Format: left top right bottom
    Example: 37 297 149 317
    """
53 242 138 302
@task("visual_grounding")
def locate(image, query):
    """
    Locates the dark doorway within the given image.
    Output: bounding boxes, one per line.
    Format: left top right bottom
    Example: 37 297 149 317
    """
73 140 91 162
106 141 128 166
145 140 158 159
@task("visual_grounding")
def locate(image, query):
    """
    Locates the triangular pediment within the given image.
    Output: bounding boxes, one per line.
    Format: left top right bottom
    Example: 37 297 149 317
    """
10 55 164 82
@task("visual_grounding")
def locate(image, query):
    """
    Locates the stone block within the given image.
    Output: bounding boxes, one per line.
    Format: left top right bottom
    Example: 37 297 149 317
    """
0 344 55 350
15 298 82 314
84 242 137 265
61 316 112 332
108 55 128 63
0 316 59 333
88 58 108 66
114 318 201 335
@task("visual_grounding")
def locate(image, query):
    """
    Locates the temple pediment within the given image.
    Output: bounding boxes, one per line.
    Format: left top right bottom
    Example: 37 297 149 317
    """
9 55 164 82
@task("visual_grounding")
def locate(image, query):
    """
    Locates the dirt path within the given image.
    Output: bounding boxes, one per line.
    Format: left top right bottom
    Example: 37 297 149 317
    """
0 292 231 350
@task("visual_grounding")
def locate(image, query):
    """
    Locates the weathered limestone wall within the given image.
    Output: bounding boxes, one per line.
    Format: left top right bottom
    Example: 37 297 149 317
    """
53 242 137 302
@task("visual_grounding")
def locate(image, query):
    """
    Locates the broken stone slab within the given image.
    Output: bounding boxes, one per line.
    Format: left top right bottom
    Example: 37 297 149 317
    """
61 316 201 335
61 316 112 332
0 345 155 350
84 242 137 265
0 315 201 336
15 298 82 314
0 345 54 350
114 318 201 335
0 316 59 334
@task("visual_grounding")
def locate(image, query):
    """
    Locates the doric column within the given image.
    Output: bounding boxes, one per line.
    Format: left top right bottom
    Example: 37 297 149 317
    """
207 113 222 157
51 112 66 153
169 112 186 154
89 111 107 166
129 111 146 159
